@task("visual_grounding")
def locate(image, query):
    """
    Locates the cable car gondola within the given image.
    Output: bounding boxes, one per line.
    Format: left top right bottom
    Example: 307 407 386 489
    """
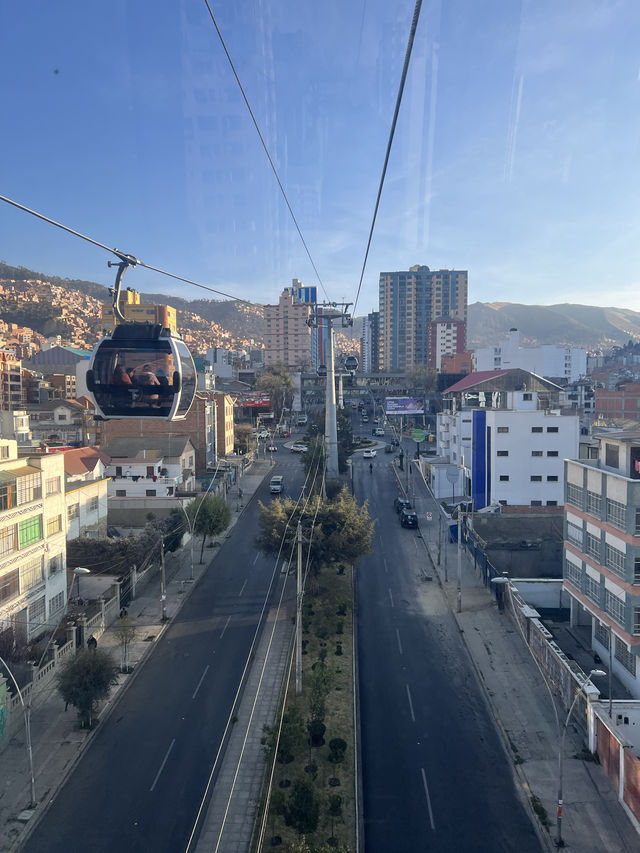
317 364 327 378
86 254 197 421
345 355 358 372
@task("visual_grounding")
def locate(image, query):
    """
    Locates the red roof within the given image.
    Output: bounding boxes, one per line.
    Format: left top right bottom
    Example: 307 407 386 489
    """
443 370 511 394
54 447 109 476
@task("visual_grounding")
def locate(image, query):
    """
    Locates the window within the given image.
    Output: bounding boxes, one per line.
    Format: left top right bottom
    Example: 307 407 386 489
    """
531 426 543 433
0 525 17 556
49 555 61 576
496 450 508 457
68 503 79 520
586 533 600 560
45 476 61 495
635 557 640 584
497 426 509 433
546 426 559 433
0 482 16 511
115 466 123 477
605 544 626 579
89 496 99 513
523 393 532 401
499 475 509 481
49 590 65 616
586 490 601 516
606 498 626 531
547 475 559 482
615 636 636 676
531 450 543 457
0 445 9 458
146 466 155 477
585 576 601 605
567 522 583 549
0 568 20 604
546 500 558 506
46 515 62 537
146 489 157 497
115 489 126 497
566 483 582 508
565 560 582 588
17 473 41 504
547 450 559 457
531 475 542 482
21 556 44 590
29 596 46 629
634 608 640 637
594 621 610 649
605 443 620 469
531 500 542 506
605 590 625 626
636 507 640 534
18 515 43 548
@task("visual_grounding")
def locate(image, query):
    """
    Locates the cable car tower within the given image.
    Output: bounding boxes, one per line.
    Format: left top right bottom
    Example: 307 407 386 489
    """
307 302 353 480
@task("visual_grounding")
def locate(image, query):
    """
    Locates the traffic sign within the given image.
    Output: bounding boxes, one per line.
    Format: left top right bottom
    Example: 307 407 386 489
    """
411 428 426 443
426 511 433 522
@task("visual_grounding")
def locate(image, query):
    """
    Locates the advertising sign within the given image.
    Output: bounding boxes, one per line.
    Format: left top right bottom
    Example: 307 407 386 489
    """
244 397 271 408
385 396 425 415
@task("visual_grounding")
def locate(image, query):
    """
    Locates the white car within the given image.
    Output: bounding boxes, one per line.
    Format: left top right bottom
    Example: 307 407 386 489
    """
291 443 308 453
363 448 377 458
257 430 270 439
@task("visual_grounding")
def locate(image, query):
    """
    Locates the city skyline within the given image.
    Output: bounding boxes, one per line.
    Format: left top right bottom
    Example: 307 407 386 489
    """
2 1 640 312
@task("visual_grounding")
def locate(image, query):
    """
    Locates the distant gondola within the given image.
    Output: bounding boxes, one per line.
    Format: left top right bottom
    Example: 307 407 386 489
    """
345 355 358 372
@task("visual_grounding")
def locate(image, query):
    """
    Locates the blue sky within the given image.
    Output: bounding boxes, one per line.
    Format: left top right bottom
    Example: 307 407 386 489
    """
2 0 640 314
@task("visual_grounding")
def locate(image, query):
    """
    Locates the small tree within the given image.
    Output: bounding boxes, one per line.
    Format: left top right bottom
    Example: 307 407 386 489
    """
328 737 347 764
327 793 343 841
185 495 231 563
113 616 136 673
284 780 320 836
56 649 119 728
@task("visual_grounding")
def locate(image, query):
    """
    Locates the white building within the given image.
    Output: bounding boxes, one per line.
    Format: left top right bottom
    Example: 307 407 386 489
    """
102 436 196 500
206 347 233 380
563 431 640 698
0 410 32 443
60 448 110 540
433 370 579 508
473 329 587 383
0 440 68 644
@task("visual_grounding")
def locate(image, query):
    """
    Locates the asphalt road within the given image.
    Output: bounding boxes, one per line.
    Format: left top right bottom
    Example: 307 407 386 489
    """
354 448 543 853
23 447 307 853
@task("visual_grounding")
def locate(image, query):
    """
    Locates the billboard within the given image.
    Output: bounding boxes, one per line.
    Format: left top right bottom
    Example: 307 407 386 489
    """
243 397 270 408
385 396 425 415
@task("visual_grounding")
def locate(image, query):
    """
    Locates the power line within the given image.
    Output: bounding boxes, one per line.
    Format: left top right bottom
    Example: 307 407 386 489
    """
352 0 424 315
0 193 250 303
202 0 328 302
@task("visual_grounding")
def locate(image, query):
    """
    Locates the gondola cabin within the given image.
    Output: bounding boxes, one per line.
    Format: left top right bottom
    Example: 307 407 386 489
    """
86 324 196 420
345 355 358 372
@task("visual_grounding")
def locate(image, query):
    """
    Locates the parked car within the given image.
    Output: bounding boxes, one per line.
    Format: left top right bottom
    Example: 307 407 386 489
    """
291 443 308 453
400 508 419 529
363 448 376 458
394 497 411 513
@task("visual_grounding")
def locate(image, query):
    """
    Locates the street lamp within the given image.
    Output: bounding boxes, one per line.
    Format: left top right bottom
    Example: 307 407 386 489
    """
0 654 36 808
556 668 606 847
72 567 90 601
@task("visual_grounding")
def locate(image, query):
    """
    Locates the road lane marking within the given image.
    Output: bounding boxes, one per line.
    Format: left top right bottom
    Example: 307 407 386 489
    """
383 558 388 574
396 628 403 655
253 553 259 564
388 588 394 608
421 767 436 830
239 579 247 596
150 739 175 792
192 665 210 700
220 615 231 638
406 684 415 722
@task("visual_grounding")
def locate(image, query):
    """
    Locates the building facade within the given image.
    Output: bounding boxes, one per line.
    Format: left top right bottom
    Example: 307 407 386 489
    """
61 448 109 540
473 329 587 382
264 287 312 370
0 441 67 644
0 350 23 410
379 265 468 372
563 431 640 698
361 311 380 374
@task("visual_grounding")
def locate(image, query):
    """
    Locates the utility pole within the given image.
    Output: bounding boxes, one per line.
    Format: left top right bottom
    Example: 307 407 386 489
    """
296 522 303 696
160 541 167 621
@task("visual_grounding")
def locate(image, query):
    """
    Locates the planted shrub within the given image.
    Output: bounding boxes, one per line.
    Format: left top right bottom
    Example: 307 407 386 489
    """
328 737 347 764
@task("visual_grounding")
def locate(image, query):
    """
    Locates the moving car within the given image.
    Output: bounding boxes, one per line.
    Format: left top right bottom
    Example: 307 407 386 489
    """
257 430 270 439
400 508 419 528
374 428 385 436
394 497 411 513
291 443 308 452
270 475 284 494
267 444 278 452
384 444 393 453
362 416 369 423
363 448 376 458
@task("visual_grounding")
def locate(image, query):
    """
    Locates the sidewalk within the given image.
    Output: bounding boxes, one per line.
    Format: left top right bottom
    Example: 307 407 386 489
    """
0 460 277 853
409 460 639 852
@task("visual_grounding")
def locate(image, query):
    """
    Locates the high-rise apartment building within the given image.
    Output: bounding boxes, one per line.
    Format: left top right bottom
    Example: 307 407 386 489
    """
563 431 640 698
379 265 468 372
361 312 380 374
264 287 312 370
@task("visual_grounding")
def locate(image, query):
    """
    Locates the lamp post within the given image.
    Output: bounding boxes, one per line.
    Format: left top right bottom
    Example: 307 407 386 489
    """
177 461 222 580
0 655 36 808
555 669 606 847
72 566 90 600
